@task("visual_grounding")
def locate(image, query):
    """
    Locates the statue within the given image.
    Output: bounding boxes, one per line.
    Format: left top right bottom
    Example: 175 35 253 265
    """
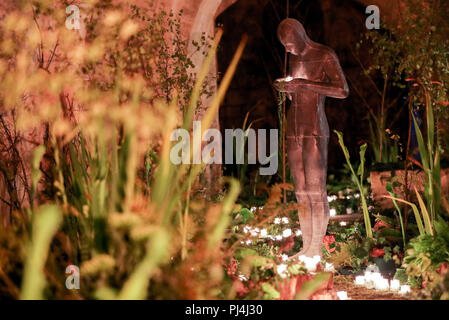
274 18 349 259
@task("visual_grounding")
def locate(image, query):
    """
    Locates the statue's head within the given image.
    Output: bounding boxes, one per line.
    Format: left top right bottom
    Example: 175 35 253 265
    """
277 18 309 55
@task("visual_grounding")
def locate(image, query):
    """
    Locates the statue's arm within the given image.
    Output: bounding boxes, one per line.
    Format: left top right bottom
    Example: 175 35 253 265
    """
289 52 349 99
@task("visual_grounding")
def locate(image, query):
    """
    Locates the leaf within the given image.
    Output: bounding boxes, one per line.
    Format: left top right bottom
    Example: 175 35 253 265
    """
294 273 331 300
261 282 280 300
21 205 62 300
240 208 255 224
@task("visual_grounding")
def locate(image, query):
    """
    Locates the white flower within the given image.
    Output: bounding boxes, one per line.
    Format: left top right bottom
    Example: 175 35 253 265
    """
277 264 288 278
340 221 347 226
346 208 353 214
243 225 250 233
259 229 267 238
295 229 302 236
274 218 281 224
275 235 283 241
324 262 335 272
330 208 337 217
245 240 252 245
281 217 289 224
281 254 289 262
282 229 292 238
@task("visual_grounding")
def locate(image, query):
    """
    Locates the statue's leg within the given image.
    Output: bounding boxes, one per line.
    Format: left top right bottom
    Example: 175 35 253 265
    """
286 137 312 258
302 136 330 258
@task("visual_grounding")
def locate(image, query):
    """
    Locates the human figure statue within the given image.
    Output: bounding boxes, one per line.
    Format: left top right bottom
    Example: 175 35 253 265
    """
274 18 349 259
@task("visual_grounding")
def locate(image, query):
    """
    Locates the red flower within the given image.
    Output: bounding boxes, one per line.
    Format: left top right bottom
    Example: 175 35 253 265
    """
370 248 385 258
323 235 336 254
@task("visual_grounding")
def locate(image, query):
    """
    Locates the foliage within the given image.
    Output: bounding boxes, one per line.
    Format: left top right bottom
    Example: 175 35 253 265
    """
334 130 373 238
0 0 247 300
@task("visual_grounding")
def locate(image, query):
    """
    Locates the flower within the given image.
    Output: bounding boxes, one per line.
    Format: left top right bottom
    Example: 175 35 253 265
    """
282 229 292 238
370 248 385 258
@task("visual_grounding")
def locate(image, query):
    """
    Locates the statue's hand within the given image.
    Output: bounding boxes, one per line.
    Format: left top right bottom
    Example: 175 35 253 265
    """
274 78 296 93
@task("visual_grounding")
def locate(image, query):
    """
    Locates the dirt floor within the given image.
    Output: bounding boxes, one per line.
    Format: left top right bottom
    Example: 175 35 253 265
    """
333 275 412 300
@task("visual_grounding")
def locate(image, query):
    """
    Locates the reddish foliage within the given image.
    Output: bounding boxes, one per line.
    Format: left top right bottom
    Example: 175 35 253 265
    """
323 235 336 254
437 262 449 275
370 248 385 258
277 272 337 300
373 220 391 231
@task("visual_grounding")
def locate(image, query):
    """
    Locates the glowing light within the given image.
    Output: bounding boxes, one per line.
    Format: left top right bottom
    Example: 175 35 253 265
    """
355 276 365 285
324 262 335 272
399 285 411 295
336 291 349 300
283 229 292 238
390 279 400 291
298 255 321 272
374 278 389 291
284 76 293 82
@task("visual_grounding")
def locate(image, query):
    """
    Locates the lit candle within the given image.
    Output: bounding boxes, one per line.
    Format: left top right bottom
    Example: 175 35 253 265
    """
336 291 349 300
390 279 400 291
375 278 389 291
399 285 411 295
355 276 365 285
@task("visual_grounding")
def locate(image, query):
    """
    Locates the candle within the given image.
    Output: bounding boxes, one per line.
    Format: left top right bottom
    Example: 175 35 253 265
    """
355 276 365 285
390 279 400 291
375 278 389 291
337 291 349 300
399 285 411 295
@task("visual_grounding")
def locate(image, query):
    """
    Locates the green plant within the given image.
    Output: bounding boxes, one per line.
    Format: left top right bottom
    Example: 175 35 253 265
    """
0 0 248 300
334 130 373 238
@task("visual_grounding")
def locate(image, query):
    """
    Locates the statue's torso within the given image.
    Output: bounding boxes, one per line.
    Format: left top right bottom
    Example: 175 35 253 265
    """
287 52 329 138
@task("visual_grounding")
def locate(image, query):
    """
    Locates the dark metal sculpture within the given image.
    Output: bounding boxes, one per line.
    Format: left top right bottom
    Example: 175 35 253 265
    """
274 18 349 259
